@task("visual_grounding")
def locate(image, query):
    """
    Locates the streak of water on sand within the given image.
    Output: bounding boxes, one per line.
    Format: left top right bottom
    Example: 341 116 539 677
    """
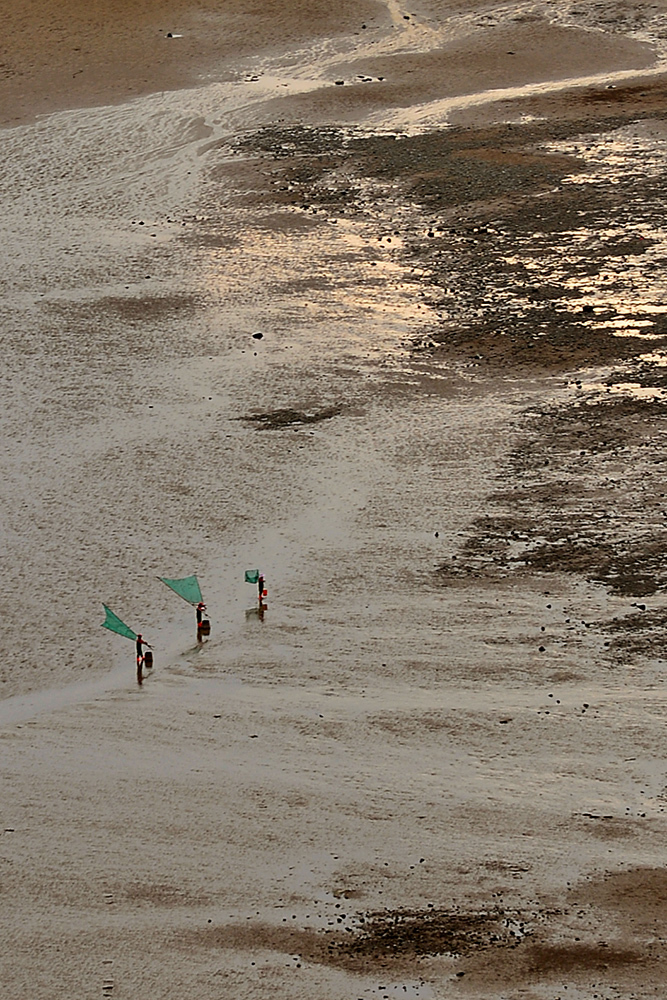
367 64 667 132
0 615 217 727
0 661 133 729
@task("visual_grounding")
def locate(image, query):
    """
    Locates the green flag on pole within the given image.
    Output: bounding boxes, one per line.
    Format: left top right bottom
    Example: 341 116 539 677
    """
101 605 137 641
244 569 259 584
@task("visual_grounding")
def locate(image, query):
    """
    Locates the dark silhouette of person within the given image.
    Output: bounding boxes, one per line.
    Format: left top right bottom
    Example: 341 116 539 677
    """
135 634 151 685
258 575 264 601
196 602 207 642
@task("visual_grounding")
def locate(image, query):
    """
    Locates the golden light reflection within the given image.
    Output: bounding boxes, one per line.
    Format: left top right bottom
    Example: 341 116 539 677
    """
492 119 667 346
580 379 666 400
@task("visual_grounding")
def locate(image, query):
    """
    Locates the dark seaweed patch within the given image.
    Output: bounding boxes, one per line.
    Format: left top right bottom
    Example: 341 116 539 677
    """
239 405 342 429
330 905 527 962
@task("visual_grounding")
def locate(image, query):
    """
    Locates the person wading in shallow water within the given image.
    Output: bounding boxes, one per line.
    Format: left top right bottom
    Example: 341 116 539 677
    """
135 634 151 685
196 601 207 641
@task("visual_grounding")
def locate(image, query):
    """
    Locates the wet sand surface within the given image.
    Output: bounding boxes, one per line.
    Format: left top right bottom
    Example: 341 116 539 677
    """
2 1 667 997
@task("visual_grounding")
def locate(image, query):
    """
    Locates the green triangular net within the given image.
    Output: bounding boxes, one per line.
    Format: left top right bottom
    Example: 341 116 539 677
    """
101 604 137 641
159 575 203 605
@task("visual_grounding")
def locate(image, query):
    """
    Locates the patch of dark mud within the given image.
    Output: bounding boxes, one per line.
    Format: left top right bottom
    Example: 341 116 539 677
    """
605 358 667 390
602 605 667 660
577 80 667 111
43 293 200 325
175 922 339 966
573 814 641 841
421 307 667 372
238 405 342 429
235 112 667 375
439 393 667 602
458 941 646 996
179 905 534 972
239 124 350 160
580 867 667 929
238 116 633 200
179 868 666 987
330 905 528 965
459 867 664 988
20 292 205 362
350 124 583 209
236 120 582 215
522 941 643 973
414 170 667 373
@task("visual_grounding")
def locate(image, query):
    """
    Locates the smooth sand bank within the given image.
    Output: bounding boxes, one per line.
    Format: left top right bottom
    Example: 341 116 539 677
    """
0 0 389 125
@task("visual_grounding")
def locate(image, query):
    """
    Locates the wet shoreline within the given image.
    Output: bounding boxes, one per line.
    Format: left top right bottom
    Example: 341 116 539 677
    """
2 2 667 997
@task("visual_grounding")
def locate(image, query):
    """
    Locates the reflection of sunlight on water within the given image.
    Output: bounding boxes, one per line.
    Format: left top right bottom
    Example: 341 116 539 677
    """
200 211 429 363
639 350 667 365
547 122 667 184
605 328 662 339
581 379 666 400
542 126 667 320
483 121 667 341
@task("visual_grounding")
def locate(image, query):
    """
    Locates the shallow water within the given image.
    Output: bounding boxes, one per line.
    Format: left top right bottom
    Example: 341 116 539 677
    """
2 5 667 997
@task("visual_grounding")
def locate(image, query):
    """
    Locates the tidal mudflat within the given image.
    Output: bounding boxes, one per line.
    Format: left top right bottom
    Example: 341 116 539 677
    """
1 2 667 997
